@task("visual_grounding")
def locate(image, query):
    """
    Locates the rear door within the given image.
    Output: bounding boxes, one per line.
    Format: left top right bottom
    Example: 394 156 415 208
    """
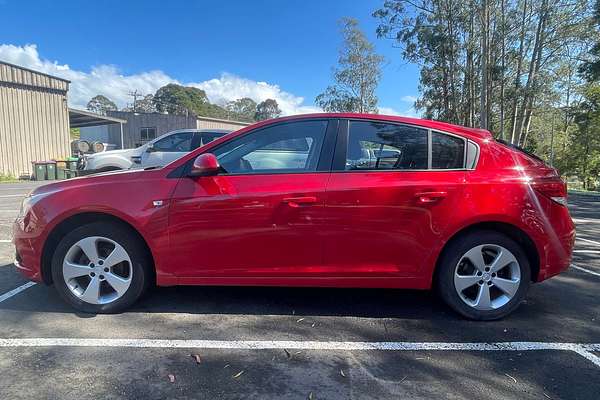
322 119 467 277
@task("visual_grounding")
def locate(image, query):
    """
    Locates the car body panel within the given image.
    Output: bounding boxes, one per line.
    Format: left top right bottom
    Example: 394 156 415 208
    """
13 113 575 292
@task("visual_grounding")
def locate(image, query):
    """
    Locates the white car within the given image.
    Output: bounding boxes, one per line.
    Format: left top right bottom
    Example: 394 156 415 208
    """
82 129 231 172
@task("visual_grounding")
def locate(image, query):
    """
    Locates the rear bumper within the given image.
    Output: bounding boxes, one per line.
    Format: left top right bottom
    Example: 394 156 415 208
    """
535 205 576 282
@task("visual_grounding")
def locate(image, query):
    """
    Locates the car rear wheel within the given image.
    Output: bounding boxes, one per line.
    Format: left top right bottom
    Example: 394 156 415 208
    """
51 222 151 313
436 230 531 320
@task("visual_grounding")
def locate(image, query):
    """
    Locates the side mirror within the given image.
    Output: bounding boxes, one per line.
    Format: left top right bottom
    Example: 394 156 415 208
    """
145 143 155 153
189 153 220 177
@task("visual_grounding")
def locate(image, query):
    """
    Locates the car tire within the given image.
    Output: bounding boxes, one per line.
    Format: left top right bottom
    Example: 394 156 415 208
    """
436 230 531 320
51 221 152 313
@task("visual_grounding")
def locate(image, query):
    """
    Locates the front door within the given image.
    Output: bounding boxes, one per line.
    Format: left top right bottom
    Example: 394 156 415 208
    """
322 119 466 277
168 119 336 278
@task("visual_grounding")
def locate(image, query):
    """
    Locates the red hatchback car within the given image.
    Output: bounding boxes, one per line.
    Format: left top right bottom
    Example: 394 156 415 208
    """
13 114 575 319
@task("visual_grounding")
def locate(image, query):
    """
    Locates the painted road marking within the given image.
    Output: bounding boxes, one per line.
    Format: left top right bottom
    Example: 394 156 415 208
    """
0 282 36 304
0 338 598 367
577 237 600 247
0 239 12 243
571 264 600 277
573 218 600 224
0 194 27 198
573 250 600 254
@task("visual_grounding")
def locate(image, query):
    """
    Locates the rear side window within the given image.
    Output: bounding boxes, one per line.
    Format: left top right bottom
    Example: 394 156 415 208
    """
346 121 428 170
432 131 465 169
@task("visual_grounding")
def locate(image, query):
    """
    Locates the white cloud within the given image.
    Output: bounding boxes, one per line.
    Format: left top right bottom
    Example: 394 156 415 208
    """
378 106 419 118
401 95 418 103
0 43 319 115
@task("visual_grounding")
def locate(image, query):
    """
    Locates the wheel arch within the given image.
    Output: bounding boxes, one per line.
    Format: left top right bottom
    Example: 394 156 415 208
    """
41 212 155 285
433 221 540 284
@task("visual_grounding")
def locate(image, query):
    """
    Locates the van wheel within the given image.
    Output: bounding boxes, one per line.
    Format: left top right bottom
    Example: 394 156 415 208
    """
436 230 531 320
51 222 151 313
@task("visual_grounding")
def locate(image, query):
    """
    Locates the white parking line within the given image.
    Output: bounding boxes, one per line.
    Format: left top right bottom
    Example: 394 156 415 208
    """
0 338 597 366
571 264 600 277
0 239 12 243
0 282 36 304
577 237 600 247
573 218 600 224
573 250 600 254
0 194 26 198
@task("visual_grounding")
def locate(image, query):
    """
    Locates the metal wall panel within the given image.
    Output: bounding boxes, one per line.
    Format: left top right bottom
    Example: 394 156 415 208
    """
0 83 70 177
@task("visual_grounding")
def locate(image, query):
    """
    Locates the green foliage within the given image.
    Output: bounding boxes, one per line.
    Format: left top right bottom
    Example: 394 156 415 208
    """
254 99 282 121
0 173 18 182
572 84 600 189
86 95 117 115
70 128 80 140
579 0 600 82
316 17 384 113
153 84 209 115
122 94 157 113
225 98 257 121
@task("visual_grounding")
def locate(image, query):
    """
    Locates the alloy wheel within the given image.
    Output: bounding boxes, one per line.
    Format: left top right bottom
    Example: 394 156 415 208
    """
453 244 521 311
62 236 133 305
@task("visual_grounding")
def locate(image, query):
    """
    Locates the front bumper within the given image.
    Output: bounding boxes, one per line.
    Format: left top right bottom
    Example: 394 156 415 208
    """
13 218 44 283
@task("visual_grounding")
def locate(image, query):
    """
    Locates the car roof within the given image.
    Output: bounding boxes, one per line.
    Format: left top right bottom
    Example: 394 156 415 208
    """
251 113 493 141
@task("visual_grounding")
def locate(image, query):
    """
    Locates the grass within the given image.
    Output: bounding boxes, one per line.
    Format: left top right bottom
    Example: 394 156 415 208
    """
0 174 20 183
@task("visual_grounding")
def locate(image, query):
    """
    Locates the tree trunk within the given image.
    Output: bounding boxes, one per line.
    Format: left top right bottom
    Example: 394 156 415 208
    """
517 0 548 145
499 0 506 139
480 0 489 129
510 0 529 144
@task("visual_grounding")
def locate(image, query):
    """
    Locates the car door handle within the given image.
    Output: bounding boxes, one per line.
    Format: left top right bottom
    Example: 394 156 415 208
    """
282 196 318 208
415 191 448 204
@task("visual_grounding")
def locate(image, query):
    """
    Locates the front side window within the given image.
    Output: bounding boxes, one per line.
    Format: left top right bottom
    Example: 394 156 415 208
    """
211 120 327 174
153 132 193 152
432 131 466 169
346 121 428 170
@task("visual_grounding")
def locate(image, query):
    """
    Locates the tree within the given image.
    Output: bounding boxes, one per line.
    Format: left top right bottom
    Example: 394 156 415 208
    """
579 0 600 82
572 84 600 189
254 99 282 121
87 95 117 115
225 97 257 121
374 0 593 144
315 17 384 113
122 94 156 113
153 84 209 115
152 83 236 119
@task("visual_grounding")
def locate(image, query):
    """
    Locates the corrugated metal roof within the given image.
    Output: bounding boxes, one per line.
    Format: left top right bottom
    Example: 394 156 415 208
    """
0 60 69 92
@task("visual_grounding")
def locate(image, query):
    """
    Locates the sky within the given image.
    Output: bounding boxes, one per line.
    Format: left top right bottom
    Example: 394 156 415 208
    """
0 0 420 117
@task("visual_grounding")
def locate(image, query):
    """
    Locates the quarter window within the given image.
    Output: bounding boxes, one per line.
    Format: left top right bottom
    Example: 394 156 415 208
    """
346 121 428 170
211 120 327 174
431 131 465 169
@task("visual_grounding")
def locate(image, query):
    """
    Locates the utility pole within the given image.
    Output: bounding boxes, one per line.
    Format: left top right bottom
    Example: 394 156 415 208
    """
127 90 142 113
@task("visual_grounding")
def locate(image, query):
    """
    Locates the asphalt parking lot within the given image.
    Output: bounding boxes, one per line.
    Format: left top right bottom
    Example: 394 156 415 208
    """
0 182 599 399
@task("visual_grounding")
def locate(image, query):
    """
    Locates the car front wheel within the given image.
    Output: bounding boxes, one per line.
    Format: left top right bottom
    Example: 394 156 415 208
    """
436 230 531 320
51 222 151 313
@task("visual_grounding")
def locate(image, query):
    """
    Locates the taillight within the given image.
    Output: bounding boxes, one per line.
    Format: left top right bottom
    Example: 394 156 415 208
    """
532 178 568 206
